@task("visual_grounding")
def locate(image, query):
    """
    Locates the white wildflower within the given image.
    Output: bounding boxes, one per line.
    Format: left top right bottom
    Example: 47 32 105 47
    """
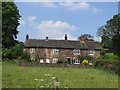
45 74 48 76
52 77 56 80
34 79 39 81
65 86 68 88
40 86 43 88
54 81 60 86
45 73 50 76
40 79 43 81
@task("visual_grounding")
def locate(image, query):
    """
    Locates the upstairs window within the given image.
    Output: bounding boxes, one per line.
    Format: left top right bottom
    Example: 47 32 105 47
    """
53 49 59 54
88 50 95 55
73 49 80 55
30 48 35 53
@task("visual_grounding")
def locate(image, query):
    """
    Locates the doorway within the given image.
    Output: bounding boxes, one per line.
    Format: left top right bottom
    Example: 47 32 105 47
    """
67 58 71 64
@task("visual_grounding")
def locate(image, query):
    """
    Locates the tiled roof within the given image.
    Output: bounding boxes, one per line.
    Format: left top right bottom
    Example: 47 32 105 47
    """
24 39 101 50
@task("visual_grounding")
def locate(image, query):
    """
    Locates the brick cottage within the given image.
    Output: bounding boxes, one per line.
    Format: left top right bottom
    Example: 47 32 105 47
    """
23 34 101 64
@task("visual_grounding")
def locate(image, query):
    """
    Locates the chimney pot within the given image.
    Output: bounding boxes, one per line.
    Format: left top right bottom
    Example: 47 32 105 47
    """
46 36 48 40
26 33 29 40
65 34 67 40
80 35 85 41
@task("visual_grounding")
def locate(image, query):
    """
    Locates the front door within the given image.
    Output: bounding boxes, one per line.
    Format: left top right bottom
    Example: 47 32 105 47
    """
67 58 71 64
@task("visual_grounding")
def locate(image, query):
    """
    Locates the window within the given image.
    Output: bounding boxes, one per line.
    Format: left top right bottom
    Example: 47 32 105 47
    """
40 58 44 63
53 49 59 54
88 50 95 55
46 58 50 63
73 58 80 64
73 49 80 55
30 48 35 53
52 58 58 63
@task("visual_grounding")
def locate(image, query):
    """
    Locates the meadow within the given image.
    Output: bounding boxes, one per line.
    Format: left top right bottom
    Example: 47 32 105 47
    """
2 61 118 88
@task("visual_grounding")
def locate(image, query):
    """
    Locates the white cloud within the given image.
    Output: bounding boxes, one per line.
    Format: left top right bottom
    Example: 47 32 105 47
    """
40 2 100 12
94 36 101 42
59 2 90 11
41 2 58 8
28 16 37 22
33 20 77 40
91 7 101 13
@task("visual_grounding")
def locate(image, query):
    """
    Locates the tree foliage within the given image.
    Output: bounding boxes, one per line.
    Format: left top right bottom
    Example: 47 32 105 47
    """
3 44 23 59
2 2 21 48
97 14 120 57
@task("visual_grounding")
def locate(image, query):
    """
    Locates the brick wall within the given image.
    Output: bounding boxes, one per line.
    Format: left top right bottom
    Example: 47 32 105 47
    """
24 48 101 63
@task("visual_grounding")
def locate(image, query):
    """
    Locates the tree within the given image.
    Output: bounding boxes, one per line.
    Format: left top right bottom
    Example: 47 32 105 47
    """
78 34 94 41
2 44 23 59
2 2 21 48
97 14 120 56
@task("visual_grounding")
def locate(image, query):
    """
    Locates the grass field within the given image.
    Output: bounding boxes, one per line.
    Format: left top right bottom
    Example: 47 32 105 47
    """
2 61 118 88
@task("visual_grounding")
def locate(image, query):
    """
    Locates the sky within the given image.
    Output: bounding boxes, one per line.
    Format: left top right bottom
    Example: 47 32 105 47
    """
15 2 118 42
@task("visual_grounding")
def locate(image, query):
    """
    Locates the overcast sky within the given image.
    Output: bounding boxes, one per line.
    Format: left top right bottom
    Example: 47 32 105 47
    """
15 2 118 42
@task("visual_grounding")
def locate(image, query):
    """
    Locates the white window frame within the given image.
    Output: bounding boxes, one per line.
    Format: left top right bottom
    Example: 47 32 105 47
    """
52 58 58 63
88 50 95 55
53 49 59 54
40 58 44 63
30 48 35 53
73 58 80 64
46 58 50 63
73 49 81 55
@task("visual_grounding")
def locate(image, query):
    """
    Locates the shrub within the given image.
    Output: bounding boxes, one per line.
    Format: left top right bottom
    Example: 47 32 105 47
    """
21 52 30 61
57 59 68 64
82 59 89 65
2 44 23 60
78 55 94 63
94 59 120 74
31 59 37 63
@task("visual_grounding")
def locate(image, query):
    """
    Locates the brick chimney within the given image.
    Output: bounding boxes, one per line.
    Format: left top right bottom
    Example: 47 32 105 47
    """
65 34 67 40
80 35 85 41
46 36 48 41
26 33 29 40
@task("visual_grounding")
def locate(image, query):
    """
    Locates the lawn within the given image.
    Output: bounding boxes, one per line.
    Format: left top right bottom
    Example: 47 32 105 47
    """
2 61 118 88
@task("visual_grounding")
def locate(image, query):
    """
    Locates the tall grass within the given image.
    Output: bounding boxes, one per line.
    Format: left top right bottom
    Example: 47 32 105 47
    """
2 61 118 88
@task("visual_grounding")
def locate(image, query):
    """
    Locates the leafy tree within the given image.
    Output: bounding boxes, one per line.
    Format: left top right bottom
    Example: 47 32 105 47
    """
97 14 120 56
2 2 21 48
78 34 94 41
2 44 23 59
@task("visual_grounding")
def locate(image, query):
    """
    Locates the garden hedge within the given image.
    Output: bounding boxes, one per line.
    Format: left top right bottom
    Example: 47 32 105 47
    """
94 59 120 74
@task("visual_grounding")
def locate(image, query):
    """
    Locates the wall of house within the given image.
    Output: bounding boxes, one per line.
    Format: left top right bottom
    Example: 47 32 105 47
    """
23 48 101 63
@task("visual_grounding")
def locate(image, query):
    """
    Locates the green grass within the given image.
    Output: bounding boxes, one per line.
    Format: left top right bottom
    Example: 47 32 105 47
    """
2 61 118 88
0 61 2 89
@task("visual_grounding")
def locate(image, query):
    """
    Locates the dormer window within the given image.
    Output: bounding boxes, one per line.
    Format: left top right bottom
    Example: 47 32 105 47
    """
30 48 35 53
53 49 59 54
88 50 95 55
73 49 80 55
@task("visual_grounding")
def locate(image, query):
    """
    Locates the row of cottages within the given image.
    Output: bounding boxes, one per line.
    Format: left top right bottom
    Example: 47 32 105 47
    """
23 34 102 64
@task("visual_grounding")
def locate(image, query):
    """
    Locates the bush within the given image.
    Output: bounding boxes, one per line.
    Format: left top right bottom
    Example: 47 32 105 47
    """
57 59 68 64
31 59 37 63
78 55 94 63
82 59 89 65
2 44 23 60
94 59 120 74
21 52 30 61
99 53 119 60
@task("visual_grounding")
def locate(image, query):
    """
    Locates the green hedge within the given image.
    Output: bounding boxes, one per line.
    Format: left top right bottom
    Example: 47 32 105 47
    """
94 59 120 74
57 59 68 64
